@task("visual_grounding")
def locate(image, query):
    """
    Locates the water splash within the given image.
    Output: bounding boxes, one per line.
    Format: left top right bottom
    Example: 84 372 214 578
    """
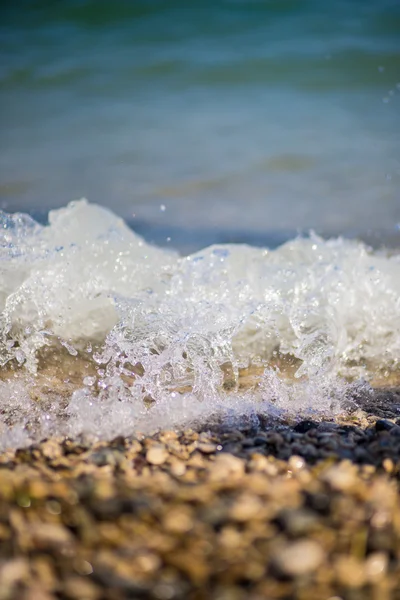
0 200 399 447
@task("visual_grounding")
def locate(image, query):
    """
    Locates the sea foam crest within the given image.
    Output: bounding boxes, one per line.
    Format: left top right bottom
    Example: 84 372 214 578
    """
0 200 399 444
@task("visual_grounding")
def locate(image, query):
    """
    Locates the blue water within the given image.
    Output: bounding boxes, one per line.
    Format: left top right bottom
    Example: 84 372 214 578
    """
0 0 399 250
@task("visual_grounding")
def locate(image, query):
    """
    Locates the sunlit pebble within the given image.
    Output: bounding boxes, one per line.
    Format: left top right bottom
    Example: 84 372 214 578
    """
74 560 93 576
46 500 61 515
160 204 166 212
17 495 31 508
288 455 305 471
153 584 175 600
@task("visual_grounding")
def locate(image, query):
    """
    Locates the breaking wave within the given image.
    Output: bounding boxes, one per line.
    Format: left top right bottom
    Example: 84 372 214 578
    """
1 200 399 448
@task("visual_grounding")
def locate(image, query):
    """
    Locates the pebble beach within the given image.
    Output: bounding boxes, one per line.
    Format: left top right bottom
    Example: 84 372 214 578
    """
1 384 400 600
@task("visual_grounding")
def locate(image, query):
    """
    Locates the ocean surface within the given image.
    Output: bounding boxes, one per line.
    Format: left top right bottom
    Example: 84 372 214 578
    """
0 1 399 447
1 0 400 248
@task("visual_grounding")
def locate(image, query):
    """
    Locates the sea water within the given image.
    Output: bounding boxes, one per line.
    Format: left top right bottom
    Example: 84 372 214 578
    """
1 0 399 247
0 1 399 447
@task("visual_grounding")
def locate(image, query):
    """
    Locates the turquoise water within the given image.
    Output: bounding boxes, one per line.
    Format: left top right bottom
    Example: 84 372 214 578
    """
0 0 399 249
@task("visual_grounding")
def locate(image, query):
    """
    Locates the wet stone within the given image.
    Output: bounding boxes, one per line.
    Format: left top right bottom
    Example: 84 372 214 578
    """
293 420 319 434
375 420 396 432
271 539 325 578
146 445 169 466
197 442 218 454
276 508 319 537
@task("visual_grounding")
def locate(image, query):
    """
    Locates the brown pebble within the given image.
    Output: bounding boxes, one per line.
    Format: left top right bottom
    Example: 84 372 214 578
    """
209 453 245 481
197 442 218 454
146 445 168 466
322 463 357 491
365 552 388 582
334 556 366 588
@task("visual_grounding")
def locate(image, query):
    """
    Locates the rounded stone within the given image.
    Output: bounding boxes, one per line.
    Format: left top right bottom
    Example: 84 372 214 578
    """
146 446 168 466
365 552 388 582
271 539 325 577
321 464 357 491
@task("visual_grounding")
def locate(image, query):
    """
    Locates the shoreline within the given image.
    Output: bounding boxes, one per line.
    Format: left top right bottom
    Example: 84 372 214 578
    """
1 399 400 599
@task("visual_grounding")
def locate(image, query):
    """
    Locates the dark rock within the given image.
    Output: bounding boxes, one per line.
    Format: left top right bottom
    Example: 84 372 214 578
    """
375 420 396 432
293 420 319 434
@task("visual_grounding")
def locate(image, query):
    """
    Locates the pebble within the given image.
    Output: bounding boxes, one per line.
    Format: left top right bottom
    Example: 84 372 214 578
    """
288 455 305 471
322 463 357 491
146 446 169 466
1 398 400 599
375 419 395 432
334 556 366 588
271 539 325 577
277 508 319 537
293 420 318 433
365 551 388 582
197 442 218 454
209 453 245 481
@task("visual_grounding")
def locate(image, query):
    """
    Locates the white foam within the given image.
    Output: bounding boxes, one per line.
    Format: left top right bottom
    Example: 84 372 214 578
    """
0 201 399 446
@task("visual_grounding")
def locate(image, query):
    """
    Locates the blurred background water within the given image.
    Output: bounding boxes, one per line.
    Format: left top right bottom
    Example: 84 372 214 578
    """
0 0 399 251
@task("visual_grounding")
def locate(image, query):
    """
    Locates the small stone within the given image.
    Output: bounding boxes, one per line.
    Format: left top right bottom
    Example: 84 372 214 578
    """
89 448 120 467
41 440 62 460
197 442 217 454
293 420 318 433
365 552 388 582
322 463 357 491
146 445 168 466
271 540 325 577
29 523 74 550
229 494 263 521
63 577 100 599
209 453 245 481
169 459 186 477
163 507 194 533
375 420 395 432
0 558 30 587
277 508 319 537
382 458 394 473
334 556 366 587
288 455 305 471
